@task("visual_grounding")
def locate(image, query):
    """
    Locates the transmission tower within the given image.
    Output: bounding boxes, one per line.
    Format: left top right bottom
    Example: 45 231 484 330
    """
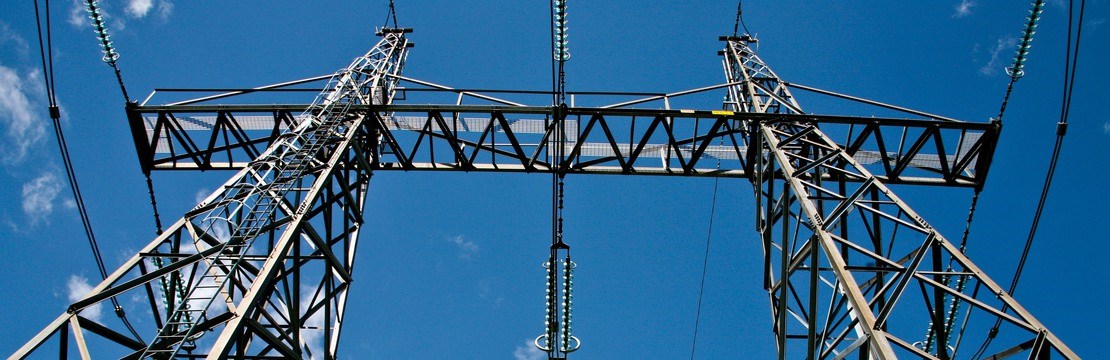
10 5 1077 360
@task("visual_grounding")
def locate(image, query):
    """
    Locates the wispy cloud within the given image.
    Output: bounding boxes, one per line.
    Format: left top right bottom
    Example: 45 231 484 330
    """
67 274 104 321
298 286 328 353
1091 18 1106 33
22 172 63 224
513 340 545 360
448 235 479 259
68 0 87 28
156 1 174 21
980 36 1018 76
126 0 154 18
477 279 504 305
0 21 30 56
953 0 976 18
68 0 127 31
194 187 211 205
1102 122 1109 134
0 64 46 164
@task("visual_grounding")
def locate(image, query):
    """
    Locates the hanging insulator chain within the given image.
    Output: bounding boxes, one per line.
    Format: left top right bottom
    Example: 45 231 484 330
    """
84 0 118 64
1007 0 1044 78
553 0 570 61
83 0 131 102
535 253 580 355
537 260 556 352
561 257 580 353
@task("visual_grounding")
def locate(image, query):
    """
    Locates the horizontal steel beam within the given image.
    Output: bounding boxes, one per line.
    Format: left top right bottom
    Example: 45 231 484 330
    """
127 104 997 188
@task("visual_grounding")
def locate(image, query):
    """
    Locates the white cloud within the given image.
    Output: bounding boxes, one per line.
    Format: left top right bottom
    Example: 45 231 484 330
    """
513 340 545 360
126 0 154 18
22 172 63 224
70 1 127 31
156 1 174 21
194 187 211 204
1103 122 1109 134
68 0 86 28
299 286 328 353
980 36 1018 76
448 235 478 259
953 0 975 18
0 64 46 164
199 218 231 244
67 274 104 321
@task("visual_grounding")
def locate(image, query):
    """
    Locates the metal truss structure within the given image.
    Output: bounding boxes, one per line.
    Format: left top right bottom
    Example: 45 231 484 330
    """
720 36 1075 359
12 28 410 360
11 23 1076 360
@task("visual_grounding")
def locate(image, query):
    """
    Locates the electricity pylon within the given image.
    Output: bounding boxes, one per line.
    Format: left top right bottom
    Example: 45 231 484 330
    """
722 35 1075 359
12 28 411 359
11 18 1076 360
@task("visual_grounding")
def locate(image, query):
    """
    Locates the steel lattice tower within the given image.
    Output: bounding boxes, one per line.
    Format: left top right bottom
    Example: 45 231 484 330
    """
11 8 1077 360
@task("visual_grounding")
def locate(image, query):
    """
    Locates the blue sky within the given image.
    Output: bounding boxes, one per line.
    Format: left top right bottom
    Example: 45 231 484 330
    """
1 1 1108 358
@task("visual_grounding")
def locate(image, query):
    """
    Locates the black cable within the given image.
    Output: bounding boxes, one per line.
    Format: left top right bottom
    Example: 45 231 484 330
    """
1010 0 1084 323
34 0 145 343
972 0 1085 357
390 0 399 28
382 0 400 28
733 1 752 37
688 175 720 360
33 1 54 103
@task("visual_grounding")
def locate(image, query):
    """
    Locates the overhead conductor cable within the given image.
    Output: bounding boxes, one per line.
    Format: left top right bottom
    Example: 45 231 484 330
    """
33 0 143 342
971 0 1085 358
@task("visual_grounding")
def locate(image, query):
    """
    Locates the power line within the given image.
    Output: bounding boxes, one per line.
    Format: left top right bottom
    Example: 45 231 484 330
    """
1009 0 1084 320
972 0 1086 358
733 1 751 37
33 0 144 343
383 0 400 28
688 175 721 360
